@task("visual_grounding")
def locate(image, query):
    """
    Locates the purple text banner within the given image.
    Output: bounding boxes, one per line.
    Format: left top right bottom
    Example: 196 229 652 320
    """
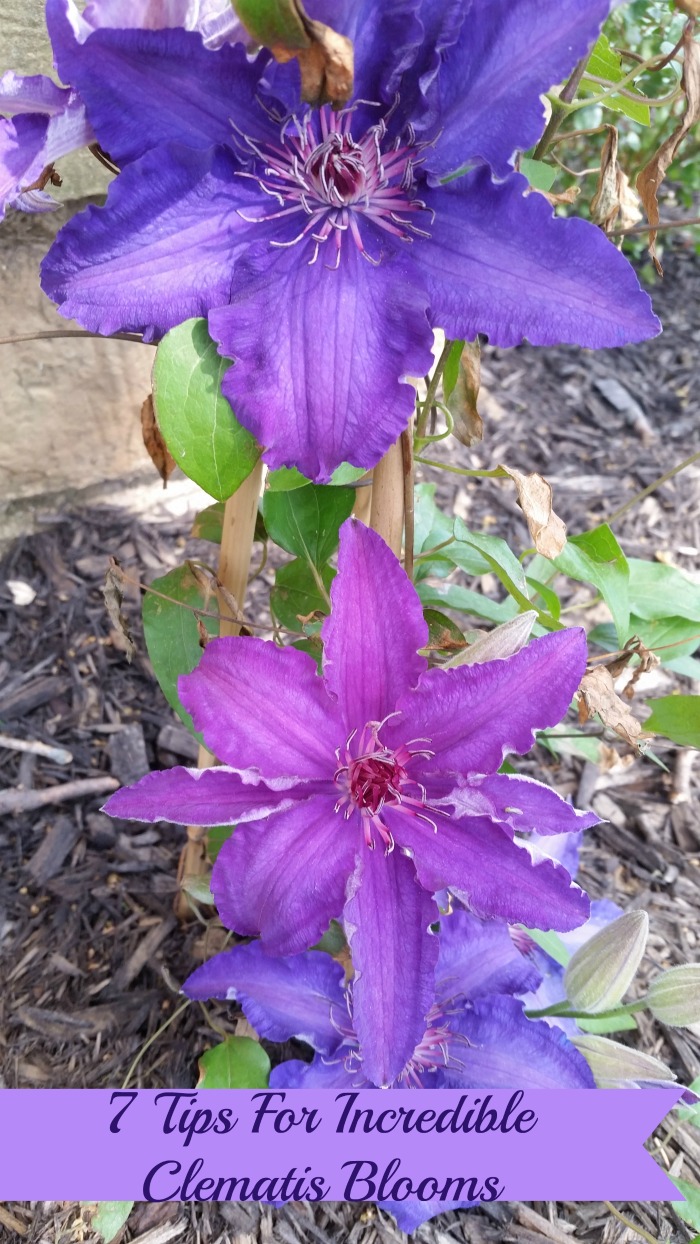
0 1088 681 1203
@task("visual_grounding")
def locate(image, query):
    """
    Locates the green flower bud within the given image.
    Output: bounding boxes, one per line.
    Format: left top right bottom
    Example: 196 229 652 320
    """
564 910 648 1013
648 964 700 1027
572 1033 677 1088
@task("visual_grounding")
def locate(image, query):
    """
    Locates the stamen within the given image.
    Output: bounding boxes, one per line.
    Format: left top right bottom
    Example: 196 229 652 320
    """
232 100 434 265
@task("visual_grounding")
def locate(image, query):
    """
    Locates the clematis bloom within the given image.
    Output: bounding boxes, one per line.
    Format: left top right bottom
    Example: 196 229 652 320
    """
106 519 597 1086
10 0 660 479
183 908 594 1231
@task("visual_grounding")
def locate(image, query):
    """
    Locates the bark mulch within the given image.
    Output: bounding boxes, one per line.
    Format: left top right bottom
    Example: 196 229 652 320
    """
1 244 699 1243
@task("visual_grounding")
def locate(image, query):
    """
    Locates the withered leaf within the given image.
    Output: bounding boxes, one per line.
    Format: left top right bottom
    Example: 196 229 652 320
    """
591 126 642 238
540 184 581 207
637 22 700 273
578 667 643 748
141 394 176 487
234 0 353 107
102 558 135 662
676 0 700 16
500 465 567 558
447 340 483 447
445 612 537 668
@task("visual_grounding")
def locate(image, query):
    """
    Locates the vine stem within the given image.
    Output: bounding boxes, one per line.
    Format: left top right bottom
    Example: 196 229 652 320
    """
606 448 700 523
176 460 265 918
415 339 452 440
532 57 588 159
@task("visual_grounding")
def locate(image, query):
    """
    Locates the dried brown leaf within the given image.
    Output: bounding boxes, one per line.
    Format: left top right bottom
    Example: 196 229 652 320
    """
591 126 642 238
637 22 700 273
102 558 135 662
196 617 211 650
140 393 176 487
676 0 700 17
541 184 581 206
578 668 643 748
447 340 483 447
296 20 354 106
500 465 567 557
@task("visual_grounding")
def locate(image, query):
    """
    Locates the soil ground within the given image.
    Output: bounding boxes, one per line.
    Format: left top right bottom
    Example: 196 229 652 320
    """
0 243 699 1243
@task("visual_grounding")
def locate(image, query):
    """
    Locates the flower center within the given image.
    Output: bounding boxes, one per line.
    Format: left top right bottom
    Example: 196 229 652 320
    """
234 103 433 266
398 1010 457 1088
333 718 442 852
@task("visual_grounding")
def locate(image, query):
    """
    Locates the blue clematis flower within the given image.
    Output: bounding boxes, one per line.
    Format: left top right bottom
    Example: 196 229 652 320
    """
183 906 594 1233
4 0 661 479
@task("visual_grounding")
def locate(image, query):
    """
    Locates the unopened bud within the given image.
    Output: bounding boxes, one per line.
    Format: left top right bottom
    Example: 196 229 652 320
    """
564 910 648 1013
648 964 700 1028
572 1033 676 1088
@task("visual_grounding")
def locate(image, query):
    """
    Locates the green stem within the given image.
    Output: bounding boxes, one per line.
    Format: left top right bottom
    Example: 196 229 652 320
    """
415 457 508 479
532 57 588 158
415 340 453 439
121 999 191 1089
525 997 649 1022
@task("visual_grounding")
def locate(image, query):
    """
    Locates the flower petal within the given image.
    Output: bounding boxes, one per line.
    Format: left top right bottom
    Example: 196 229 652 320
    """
101 765 305 825
442 996 595 1088
0 71 71 116
382 1198 473 1234
41 143 270 342
442 772 599 836
183 941 345 1054
1 94 92 218
426 0 609 178
211 795 356 953
270 1055 361 1089
321 520 427 732
436 908 541 1004
210 241 434 482
418 171 660 349
344 846 439 1086
47 0 272 164
387 811 590 931
391 629 588 777
179 636 341 780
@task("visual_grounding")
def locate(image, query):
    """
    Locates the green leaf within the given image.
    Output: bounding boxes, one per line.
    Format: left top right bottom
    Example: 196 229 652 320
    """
527 576 561 622
583 34 651 126
645 695 700 749
590 616 700 665
267 467 310 492
520 158 557 191
537 723 603 764
152 319 261 502
263 483 354 568
207 825 235 863
443 339 466 401
673 1177 700 1231
142 564 218 733
453 519 559 624
521 928 571 968
271 559 335 631
268 463 366 491
89 1203 134 1243
417 580 518 625
191 501 226 543
554 524 629 643
577 1012 638 1034
198 1036 270 1089
627 559 700 623
181 873 214 905
423 608 467 654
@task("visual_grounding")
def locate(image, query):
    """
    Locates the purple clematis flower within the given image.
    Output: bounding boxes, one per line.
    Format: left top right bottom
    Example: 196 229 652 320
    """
183 908 593 1232
105 518 597 1087
28 0 659 479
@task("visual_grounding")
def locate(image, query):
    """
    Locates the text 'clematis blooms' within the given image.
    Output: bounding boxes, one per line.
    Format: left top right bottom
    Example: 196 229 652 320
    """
11 0 660 479
183 908 594 1232
106 519 597 1087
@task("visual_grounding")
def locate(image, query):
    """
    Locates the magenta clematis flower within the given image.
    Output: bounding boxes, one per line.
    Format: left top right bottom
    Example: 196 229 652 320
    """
105 519 597 1086
10 0 659 479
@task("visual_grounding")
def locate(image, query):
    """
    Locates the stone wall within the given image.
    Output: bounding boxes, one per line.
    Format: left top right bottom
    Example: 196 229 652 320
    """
1 4 157 534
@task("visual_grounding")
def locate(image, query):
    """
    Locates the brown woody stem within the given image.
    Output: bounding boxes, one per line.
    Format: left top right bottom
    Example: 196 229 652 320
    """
369 438 405 556
176 461 265 918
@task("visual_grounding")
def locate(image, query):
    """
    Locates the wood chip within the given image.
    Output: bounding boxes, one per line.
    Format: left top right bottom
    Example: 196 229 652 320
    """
26 815 81 885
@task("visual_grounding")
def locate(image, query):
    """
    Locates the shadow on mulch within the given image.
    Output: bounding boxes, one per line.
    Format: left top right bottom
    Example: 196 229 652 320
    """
1 246 699 1243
